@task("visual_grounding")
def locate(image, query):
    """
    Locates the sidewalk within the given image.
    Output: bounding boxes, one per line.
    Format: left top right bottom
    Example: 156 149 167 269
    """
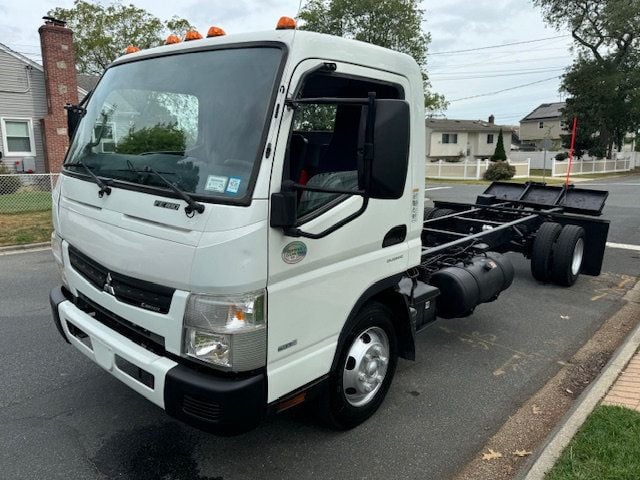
602 350 640 411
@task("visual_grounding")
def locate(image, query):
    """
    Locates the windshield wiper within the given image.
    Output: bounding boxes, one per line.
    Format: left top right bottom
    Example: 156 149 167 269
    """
139 151 185 156
71 159 112 197
142 165 205 216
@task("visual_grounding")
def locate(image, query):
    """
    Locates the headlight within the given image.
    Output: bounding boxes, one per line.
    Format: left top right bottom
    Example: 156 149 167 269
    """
183 290 266 371
51 232 69 289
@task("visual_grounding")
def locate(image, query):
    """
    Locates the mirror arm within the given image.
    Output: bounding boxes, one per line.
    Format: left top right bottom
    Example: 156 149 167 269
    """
284 196 370 240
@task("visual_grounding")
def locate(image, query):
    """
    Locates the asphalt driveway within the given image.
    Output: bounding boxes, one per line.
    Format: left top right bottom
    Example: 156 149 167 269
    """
1 174 638 480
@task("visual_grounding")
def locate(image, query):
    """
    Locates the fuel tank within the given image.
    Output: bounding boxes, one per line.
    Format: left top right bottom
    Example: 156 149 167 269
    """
430 252 514 319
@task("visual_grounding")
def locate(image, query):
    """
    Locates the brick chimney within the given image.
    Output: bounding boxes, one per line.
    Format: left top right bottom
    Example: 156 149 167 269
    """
39 17 79 173
488 114 495 125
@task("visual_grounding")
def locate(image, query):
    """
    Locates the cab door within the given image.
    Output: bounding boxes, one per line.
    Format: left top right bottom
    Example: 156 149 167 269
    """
265 60 415 403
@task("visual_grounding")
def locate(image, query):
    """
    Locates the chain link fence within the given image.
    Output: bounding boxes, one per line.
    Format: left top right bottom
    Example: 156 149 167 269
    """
0 174 59 214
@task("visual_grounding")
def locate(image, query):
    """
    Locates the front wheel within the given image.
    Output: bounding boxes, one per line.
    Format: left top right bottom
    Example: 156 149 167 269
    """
316 302 398 430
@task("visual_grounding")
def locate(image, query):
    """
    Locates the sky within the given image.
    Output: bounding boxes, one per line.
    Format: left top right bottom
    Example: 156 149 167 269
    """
0 0 574 125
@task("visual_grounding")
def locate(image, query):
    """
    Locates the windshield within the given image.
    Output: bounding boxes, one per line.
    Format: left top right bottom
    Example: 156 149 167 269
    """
65 47 283 200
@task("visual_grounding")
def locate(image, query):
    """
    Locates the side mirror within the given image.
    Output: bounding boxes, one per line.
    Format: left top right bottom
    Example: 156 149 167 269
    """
270 189 298 228
369 99 410 199
64 104 85 140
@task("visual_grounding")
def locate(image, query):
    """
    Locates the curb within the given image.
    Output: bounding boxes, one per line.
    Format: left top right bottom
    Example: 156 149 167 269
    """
519 281 640 479
0 242 50 255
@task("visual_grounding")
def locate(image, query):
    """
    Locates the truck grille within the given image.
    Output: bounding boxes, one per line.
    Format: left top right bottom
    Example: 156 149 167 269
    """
68 245 175 314
75 293 166 353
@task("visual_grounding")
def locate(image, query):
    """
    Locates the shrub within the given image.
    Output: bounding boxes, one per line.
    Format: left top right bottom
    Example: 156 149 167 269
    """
0 163 21 195
483 160 515 181
555 152 569 161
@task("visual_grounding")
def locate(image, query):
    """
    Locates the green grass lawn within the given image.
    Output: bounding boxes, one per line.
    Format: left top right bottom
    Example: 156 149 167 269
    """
0 190 52 214
0 210 53 246
546 406 640 480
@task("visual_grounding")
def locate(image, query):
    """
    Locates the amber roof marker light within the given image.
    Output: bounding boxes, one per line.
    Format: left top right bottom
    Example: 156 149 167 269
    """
207 26 226 37
124 45 140 54
165 34 181 45
184 29 203 41
276 16 296 30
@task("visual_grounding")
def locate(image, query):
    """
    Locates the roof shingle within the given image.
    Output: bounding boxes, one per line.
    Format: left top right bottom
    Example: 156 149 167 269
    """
425 118 509 132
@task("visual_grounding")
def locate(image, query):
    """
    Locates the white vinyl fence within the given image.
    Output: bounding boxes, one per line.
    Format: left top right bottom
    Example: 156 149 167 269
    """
426 158 530 180
551 153 636 177
509 151 637 175
0 174 59 214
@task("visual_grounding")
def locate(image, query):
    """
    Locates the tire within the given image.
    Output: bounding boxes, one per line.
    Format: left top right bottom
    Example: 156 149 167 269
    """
550 225 586 286
315 302 398 430
531 222 562 282
423 206 438 221
424 207 456 220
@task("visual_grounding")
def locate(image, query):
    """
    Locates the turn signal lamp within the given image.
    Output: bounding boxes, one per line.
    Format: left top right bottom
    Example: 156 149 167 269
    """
276 16 296 30
207 26 226 37
184 29 203 41
124 45 140 54
165 34 181 45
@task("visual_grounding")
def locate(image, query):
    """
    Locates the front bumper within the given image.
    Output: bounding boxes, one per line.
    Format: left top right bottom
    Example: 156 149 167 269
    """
50 287 265 435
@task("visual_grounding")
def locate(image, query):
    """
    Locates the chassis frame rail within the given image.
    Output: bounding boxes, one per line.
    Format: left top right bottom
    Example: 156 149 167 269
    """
420 182 610 277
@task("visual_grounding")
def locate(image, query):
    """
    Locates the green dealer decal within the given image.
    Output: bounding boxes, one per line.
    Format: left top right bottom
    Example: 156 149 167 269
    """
282 241 307 264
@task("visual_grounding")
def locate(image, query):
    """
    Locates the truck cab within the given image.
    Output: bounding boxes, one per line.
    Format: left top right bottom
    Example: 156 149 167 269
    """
50 25 428 434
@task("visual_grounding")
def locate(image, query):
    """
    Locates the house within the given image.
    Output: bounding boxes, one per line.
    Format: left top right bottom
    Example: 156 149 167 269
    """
519 102 567 151
425 115 511 162
0 18 96 174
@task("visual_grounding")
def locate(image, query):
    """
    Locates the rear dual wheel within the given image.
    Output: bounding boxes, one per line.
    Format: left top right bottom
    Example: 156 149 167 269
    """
531 222 585 286
551 225 585 286
424 207 455 221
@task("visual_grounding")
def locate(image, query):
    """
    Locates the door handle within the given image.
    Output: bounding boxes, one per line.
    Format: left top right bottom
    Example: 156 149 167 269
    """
382 225 407 247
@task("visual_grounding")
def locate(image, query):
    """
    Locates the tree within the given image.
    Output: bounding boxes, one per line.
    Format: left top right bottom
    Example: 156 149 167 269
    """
49 1 194 75
533 0 640 157
491 129 507 161
533 0 639 66
116 123 186 155
560 55 640 157
298 0 446 112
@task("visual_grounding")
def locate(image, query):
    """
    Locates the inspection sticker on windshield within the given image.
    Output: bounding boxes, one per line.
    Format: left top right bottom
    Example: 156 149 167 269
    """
205 175 228 193
226 177 241 194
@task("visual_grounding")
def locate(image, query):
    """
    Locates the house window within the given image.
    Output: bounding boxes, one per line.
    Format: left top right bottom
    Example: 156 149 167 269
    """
442 133 458 144
538 121 544 129
1 118 35 156
487 134 494 144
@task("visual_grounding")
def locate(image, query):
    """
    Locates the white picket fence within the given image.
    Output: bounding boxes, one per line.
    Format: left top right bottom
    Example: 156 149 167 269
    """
509 150 639 170
551 154 635 177
425 158 530 180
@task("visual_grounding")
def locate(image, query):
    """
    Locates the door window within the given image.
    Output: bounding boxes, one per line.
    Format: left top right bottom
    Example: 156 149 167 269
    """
284 71 402 221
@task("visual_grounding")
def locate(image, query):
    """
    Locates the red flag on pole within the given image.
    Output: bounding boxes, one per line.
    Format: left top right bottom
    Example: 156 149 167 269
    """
565 117 578 186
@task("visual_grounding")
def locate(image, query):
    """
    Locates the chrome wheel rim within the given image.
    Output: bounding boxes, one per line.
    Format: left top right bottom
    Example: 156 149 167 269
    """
342 326 390 407
571 238 584 275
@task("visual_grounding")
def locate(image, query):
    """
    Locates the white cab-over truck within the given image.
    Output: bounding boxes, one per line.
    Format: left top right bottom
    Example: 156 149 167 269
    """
50 21 610 435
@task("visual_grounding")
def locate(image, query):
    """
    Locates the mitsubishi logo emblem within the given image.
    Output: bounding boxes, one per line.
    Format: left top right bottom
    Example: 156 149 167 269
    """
103 272 115 295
